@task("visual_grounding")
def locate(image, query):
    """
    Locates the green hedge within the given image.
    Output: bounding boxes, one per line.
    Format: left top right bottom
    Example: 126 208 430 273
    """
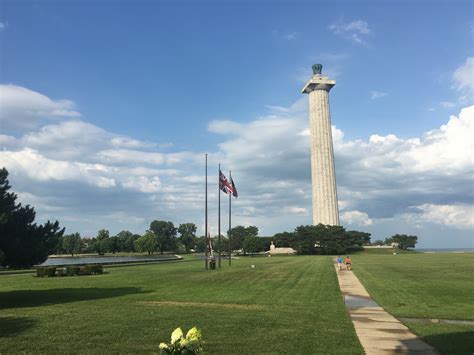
84 264 103 275
36 264 103 277
66 266 80 276
36 267 56 277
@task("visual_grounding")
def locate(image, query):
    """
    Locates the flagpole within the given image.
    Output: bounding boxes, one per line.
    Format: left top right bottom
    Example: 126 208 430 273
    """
218 164 222 268
205 154 208 270
229 170 232 266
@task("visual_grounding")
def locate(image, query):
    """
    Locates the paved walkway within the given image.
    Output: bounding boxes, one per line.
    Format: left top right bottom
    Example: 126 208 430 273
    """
334 261 437 354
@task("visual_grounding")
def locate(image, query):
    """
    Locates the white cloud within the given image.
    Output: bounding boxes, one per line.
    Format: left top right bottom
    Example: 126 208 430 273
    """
453 57 474 95
1 85 472 240
0 85 81 131
283 32 297 40
328 19 371 45
340 210 373 226
440 101 456 108
370 91 388 100
0 148 116 188
404 204 474 230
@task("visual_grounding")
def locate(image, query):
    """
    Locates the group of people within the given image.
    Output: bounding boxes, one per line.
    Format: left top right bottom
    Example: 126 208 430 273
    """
337 256 351 271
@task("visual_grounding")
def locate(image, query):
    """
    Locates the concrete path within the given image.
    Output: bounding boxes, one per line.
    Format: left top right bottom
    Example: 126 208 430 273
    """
334 261 437 354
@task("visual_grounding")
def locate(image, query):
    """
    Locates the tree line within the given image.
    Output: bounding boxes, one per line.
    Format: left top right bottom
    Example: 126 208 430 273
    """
0 167 417 268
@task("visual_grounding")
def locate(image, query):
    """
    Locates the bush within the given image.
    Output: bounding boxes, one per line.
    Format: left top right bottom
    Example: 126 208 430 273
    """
36 266 56 277
84 264 103 275
66 266 80 276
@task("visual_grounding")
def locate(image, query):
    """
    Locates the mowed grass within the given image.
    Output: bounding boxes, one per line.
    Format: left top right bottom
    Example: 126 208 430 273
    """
352 253 474 354
0 256 363 354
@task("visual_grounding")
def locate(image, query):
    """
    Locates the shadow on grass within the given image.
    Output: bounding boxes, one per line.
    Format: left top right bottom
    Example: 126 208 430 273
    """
0 287 149 309
0 317 37 337
417 331 474 354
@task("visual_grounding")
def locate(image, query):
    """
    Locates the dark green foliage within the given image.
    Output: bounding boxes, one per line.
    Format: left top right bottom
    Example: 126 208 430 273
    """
194 236 207 252
178 223 197 253
116 230 139 252
272 224 371 255
93 229 110 255
385 234 418 249
83 264 103 275
36 268 47 277
36 267 57 277
0 168 64 268
242 236 260 255
273 232 295 247
149 220 177 254
229 225 258 251
66 266 80 276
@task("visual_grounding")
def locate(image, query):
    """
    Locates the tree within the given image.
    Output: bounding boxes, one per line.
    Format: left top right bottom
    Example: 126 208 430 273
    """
0 168 64 267
116 230 138 252
178 223 197 253
134 231 159 255
385 234 417 250
62 233 83 257
195 236 207 253
150 220 177 254
229 225 258 251
242 236 260 255
94 229 110 255
273 232 295 247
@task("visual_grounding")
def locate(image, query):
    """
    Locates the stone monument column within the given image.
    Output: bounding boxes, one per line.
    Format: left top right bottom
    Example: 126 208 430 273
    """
302 64 340 226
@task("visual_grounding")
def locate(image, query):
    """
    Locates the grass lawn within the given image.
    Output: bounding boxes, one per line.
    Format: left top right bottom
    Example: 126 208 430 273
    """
0 256 363 354
352 253 474 354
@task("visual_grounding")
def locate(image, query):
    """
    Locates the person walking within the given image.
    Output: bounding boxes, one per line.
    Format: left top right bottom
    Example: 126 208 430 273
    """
345 256 352 271
337 256 343 271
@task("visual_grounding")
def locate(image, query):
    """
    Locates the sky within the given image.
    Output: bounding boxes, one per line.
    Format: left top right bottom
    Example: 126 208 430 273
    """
0 0 473 248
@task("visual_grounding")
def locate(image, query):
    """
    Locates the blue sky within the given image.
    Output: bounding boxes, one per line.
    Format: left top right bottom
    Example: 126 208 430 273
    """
1 0 473 248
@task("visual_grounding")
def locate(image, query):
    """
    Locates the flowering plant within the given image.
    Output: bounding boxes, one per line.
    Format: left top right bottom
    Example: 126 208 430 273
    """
159 327 203 354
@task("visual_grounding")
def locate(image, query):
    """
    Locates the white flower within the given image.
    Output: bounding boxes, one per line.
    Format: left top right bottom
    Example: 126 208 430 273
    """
186 327 202 341
170 327 184 344
159 343 169 350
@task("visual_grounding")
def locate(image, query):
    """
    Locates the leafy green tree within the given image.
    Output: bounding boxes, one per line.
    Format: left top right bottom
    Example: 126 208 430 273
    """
273 232 295 247
242 236 260 255
150 220 178 254
229 225 258 251
116 230 138 252
195 236 207 253
109 236 120 254
94 229 110 255
345 230 371 247
134 231 159 255
385 234 418 250
178 223 197 253
0 168 64 267
62 233 83 257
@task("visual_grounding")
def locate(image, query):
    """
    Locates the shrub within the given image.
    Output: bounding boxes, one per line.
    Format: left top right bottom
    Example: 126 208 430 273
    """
56 267 67 276
66 266 80 276
36 267 46 277
36 266 56 277
84 264 103 275
45 267 57 277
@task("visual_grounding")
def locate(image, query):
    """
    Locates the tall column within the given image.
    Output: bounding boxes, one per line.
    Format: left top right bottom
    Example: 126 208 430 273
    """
302 64 339 226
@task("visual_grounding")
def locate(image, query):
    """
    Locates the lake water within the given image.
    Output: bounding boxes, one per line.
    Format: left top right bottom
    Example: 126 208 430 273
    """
38 255 181 266
417 248 474 253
